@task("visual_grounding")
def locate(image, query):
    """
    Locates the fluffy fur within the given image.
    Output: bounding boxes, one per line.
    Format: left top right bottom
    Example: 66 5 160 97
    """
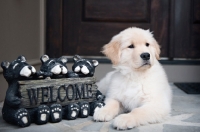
93 27 172 130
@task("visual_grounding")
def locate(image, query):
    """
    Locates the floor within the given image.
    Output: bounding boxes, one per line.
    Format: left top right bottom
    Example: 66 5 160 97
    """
0 83 200 132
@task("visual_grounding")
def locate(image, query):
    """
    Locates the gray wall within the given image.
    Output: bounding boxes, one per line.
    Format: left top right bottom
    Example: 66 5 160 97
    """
0 0 45 101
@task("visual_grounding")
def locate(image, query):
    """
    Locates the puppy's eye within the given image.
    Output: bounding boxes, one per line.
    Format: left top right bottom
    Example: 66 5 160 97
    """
146 43 150 47
128 44 134 48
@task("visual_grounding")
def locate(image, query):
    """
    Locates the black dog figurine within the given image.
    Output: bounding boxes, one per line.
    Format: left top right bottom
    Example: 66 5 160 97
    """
1 55 105 127
72 55 99 77
1 56 50 127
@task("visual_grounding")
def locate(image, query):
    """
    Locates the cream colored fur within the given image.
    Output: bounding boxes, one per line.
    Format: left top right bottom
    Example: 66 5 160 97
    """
94 27 172 130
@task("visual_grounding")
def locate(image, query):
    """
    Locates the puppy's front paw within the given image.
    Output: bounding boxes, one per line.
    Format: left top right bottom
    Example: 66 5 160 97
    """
113 114 136 130
93 107 116 122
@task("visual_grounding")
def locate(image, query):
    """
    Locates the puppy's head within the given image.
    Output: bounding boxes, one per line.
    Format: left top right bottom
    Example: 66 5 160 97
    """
102 27 160 70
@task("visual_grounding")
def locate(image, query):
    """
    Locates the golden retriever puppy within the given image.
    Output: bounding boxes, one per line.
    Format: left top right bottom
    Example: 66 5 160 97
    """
94 27 172 130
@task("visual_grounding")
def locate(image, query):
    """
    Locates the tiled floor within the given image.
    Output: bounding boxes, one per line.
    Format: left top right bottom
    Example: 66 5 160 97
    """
0 83 200 132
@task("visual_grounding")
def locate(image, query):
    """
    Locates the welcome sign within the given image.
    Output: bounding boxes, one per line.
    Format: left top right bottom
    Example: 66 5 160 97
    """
19 77 98 108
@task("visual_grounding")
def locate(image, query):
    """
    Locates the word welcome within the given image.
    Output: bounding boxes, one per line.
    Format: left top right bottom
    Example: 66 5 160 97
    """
19 77 97 108
27 84 94 105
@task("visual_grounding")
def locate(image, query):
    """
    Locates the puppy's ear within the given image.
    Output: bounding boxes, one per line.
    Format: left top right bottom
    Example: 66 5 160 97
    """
102 35 121 65
153 40 161 60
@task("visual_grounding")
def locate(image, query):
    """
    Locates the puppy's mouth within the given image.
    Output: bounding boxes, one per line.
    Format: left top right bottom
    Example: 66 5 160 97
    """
142 62 151 66
138 61 151 69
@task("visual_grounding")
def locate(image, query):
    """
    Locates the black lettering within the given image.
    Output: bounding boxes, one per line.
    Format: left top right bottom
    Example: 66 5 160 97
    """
66 84 75 100
49 86 57 102
86 84 93 98
41 86 49 103
75 83 84 100
82 84 89 99
27 88 40 105
57 85 66 102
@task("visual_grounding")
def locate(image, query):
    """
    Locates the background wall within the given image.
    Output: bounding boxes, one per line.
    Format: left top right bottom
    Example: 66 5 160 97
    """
0 0 199 102
0 0 45 101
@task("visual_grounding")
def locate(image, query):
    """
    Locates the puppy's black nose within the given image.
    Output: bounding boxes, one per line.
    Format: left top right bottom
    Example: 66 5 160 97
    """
140 53 150 60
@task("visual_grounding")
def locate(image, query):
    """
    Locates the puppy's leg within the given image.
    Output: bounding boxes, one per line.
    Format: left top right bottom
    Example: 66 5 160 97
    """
113 104 168 130
93 98 121 122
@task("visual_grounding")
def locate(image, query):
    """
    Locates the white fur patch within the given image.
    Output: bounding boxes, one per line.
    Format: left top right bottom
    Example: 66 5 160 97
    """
20 66 31 77
51 65 61 74
81 66 89 74
53 112 59 119
40 114 46 121
74 66 80 72
94 107 100 112
22 117 28 124
123 85 141 98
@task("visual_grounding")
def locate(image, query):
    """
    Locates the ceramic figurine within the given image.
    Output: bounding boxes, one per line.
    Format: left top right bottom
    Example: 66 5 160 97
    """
38 55 78 79
38 54 67 78
96 90 106 102
1 56 65 127
89 90 105 116
72 55 99 77
78 101 90 118
1 55 105 127
63 103 80 120
90 101 105 116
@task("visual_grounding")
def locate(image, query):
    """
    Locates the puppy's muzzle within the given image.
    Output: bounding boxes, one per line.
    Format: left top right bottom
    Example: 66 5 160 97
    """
140 53 150 60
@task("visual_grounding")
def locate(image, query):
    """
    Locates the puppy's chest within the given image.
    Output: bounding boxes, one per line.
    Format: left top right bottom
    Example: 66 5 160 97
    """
117 83 143 109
